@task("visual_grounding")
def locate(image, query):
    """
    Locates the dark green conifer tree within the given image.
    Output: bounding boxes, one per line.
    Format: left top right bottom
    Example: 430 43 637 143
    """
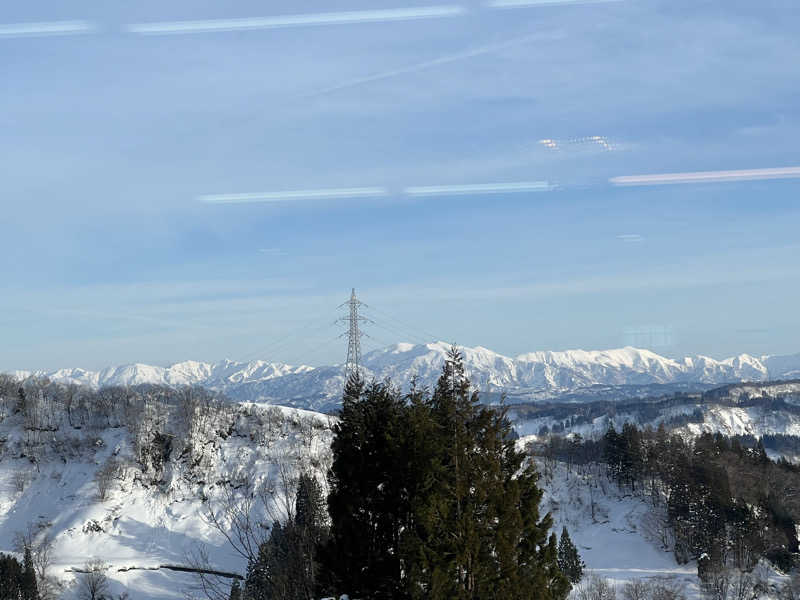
406 346 570 600
603 424 623 483
229 579 242 600
244 473 328 600
0 553 25 599
557 527 584 584
324 349 570 600
21 547 39 600
324 374 410 599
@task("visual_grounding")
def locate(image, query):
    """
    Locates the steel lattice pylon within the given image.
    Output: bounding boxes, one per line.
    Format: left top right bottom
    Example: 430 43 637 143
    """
337 288 370 380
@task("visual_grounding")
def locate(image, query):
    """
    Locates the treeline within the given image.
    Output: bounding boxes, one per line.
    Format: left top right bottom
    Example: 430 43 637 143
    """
240 348 574 600
0 375 328 486
737 433 800 457
540 424 800 580
513 385 800 438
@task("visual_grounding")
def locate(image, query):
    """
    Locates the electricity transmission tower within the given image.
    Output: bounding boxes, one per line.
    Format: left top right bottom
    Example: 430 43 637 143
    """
337 288 370 380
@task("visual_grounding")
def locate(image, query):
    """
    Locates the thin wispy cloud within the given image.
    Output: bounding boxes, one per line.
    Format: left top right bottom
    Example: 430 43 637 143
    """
199 187 388 204
304 30 563 98
126 6 465 35
0 20 96 38
610 166 800 187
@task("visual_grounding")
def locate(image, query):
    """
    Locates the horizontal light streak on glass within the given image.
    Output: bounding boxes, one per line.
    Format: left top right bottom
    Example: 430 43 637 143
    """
127 6 465 35
404 181 554 196
610 166 800 186
198 188 388 204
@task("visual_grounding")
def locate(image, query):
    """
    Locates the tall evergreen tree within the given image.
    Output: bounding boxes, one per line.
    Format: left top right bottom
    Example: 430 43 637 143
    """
402 347 569 600
0 553 25 600
557 527 584 584
21 547 39 600
603 424 623 483
323 349 570 600
229 579 242 600
244 473 328 600
325 374 410 599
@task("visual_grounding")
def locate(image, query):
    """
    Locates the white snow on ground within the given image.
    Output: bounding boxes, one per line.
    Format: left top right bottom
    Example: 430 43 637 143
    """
0 390 791 599
514 398 800 447
684 404 800 438
537 460 702 598
0 403 333 599
538 460 791 599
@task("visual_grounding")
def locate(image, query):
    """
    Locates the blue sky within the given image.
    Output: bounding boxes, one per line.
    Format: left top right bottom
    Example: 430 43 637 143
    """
2 0 799 370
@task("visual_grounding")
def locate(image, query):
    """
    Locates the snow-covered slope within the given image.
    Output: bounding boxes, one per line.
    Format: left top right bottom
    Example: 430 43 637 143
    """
539 461 701 597
0 375 792 599
0 400 716 600
512 380 800 455
0 402 333 599
11 343 800 411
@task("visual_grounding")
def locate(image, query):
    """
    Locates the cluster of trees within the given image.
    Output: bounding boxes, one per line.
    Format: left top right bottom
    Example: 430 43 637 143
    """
572 570 800 600
540 423 800 592
236 347 574 600
572 575 687 600
0 375 329 493
516 383 800 444
0 375 229 476
742 433 800 457
0 550 38 600
242 473 328 599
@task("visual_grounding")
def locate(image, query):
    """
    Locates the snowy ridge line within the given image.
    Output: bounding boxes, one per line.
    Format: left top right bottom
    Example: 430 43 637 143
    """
8 343 800 410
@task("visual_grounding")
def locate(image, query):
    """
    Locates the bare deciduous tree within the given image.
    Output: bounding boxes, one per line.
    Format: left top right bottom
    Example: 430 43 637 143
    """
701 565 767 600
574 576 617 600
622 578 686 600
95 457 120 501
78 560 110 600
184 545 237 600
12 470 31 492
641 505 673 551
14 523 56 599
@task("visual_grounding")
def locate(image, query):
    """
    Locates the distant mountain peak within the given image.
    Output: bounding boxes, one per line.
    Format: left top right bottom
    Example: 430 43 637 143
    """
9 343 800 411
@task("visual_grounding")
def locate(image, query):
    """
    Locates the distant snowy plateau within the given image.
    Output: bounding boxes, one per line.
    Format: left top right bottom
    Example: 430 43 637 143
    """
13 343 800 411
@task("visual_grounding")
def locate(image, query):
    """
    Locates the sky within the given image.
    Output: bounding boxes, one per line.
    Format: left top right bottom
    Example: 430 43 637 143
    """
2 0 800 371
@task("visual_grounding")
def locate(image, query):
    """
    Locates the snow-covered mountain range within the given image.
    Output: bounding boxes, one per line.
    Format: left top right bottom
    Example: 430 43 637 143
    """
11 343 800 411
